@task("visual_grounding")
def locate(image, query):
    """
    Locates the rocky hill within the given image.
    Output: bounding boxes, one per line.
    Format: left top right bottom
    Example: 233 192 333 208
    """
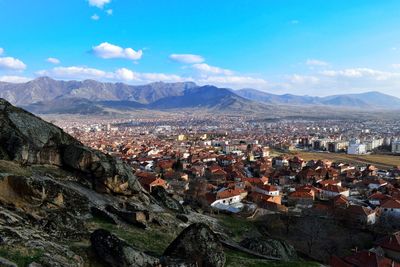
0 98 314 267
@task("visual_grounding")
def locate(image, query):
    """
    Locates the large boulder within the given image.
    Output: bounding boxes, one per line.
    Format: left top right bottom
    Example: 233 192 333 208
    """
150 186 184 213
90 229 159 267
239 237 297 261
162 223 225 267
0 98 78 165
63 144 143 194
0 98 143 195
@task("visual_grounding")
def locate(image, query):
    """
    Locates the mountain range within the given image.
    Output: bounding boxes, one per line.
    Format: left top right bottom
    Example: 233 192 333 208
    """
235 88 400 109
1 77 400 115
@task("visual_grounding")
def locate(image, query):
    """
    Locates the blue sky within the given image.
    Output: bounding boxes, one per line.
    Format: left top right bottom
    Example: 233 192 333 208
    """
1 0 400 96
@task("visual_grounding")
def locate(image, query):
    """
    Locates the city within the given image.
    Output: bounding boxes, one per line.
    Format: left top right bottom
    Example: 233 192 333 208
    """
2 0 400 266
46 114 400 265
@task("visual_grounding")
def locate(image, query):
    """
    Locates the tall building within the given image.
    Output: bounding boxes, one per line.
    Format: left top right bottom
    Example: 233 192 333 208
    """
348 142 366 155
392 140 400 154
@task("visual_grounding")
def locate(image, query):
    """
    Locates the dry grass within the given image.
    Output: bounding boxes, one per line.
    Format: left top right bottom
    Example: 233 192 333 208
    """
0 160 32 176
273 151 400 169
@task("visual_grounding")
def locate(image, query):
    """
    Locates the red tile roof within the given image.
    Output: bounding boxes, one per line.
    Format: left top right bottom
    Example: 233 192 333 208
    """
341 250 399 267
376 232 400 253
216 188 246 199
381 199 400 209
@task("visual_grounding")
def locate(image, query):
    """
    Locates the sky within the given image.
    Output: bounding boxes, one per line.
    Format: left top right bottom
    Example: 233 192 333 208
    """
1 0 400 97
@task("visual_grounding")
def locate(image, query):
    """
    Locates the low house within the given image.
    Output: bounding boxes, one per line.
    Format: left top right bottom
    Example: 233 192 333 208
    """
320 184 350 199
376 232 400 262
344 205 377 225
368 192 390 206
288 191 314 206
331 251 399 267
253 184 280 196
368 179 388 190
273 156 289 168
331 194 349 208
248 191 282 206
242 176 269 186
210 188 247 207
319 179 342 187
138 175 167 192
380 199 400 218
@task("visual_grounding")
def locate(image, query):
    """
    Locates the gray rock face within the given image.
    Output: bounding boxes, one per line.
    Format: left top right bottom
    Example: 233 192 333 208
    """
63 144 142 194
162 223 226 267
0 257 17 267
90 229 159 267
0 98 78 165
239 237 297 261
0 98 143 194
150 186 184 213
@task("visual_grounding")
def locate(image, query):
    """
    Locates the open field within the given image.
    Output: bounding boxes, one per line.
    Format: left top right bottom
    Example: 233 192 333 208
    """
280 151 400 169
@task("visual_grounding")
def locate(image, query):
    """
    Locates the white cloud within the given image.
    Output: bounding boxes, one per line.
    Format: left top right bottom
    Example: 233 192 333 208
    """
169 54 204 64
92 42 143 60
88 0 110 8
36 66 185 84
272 67 400 97
0 48 3 56
140 72 185 83
114 68 139 81
289 74 319 84
46 57 60 64
319 68 396 80
36 66 108 80
91 14 100 20
106 9 113 15
391 64 400 69
306 59 329 67
192 63 233 76
0 57 27 70
0 75 31 83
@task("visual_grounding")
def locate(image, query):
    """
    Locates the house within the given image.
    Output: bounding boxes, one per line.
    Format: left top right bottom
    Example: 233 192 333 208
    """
289 156 305 170
209 188 248 211
344 205 377 225
253 184 280 196
331 251 400 267
368 192 390 206
376 232 400 262
331 194 349 208
138 176 167 192
319 179 342 187
273 156 289 168
380 199 400 218
368 179 388 190
320 184 350 199
242 176 269 186
248 191 282 206
288 190 314 206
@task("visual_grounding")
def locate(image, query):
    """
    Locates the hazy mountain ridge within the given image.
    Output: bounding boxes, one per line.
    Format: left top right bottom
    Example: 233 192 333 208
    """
1 77 400 115
236 88 400 109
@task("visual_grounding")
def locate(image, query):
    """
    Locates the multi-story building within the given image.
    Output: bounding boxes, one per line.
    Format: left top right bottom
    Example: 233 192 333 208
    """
392 140 400 154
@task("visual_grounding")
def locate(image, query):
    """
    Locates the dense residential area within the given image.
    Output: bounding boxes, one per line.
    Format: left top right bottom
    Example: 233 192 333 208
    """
50 115 400 266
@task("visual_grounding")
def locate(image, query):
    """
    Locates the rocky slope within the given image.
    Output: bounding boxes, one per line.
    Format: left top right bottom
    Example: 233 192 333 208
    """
0 98 232 267
0 98 313 267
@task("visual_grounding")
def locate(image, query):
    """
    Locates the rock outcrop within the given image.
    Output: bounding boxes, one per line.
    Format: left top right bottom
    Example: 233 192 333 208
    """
239 237 297 261
162 223 226 267
90 229 159 267
0 98 143 194
150 186 185 213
